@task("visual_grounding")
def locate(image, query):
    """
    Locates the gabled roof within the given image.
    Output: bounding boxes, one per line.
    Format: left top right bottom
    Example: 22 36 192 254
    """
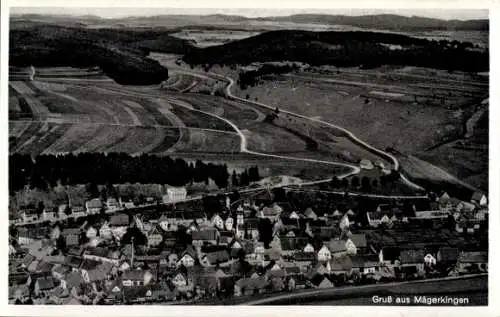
438 247 460 262
192 228 218 241
110 214 130 227
86 198 102 208
326 240 347 253
235 277 268 290
64 271 84 290
349 234 367 248
61 228 80 236
204 250 230 264
399 249 425 264
87 262 114 282
294 251 316 261
122 269 146 281
330 256 353 272
458 251 488 263
36 276 55 290
471 192 486 202
350 255 379 268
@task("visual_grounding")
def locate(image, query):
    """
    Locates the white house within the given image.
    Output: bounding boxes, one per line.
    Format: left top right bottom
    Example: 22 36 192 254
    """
225 217 234 231
303 243 315 253
162 187 187 204
317 245 332 262
178 253 196 267
339 214 350 230
424 253 437 266
211 214 224 229
86 227 97 239
345 239 357 256
471 192 487 206
99 222 112 240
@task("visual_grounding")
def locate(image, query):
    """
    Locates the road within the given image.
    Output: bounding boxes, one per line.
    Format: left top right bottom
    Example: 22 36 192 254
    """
240 274 488 305
174 69 424 191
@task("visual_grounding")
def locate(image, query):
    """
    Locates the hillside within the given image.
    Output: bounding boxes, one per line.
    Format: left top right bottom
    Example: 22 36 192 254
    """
264 14 489 31
182 30 488 72
9 23 195 85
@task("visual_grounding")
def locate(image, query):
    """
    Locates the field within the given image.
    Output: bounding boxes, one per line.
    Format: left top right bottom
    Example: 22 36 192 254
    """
171 29 261 47
224 65 488 191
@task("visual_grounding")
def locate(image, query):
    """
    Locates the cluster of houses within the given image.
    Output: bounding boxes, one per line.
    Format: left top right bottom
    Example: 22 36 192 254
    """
9 190 488 305
17 187 188 224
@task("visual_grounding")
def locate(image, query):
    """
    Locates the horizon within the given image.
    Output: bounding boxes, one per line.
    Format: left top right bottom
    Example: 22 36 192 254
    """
9 7 489 21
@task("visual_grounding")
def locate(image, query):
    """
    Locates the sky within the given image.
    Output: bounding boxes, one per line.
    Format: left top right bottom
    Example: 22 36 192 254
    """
9 7 489 21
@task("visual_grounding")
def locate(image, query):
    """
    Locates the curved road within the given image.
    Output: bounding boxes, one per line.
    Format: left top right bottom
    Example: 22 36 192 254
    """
172 69 423 191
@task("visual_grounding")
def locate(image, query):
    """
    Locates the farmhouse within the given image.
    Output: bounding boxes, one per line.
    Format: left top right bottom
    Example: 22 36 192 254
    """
85 198 102 214
162 187 187 203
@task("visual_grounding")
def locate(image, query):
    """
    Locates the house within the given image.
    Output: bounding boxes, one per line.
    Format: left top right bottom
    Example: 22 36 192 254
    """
105 197 120 212
99 222 112 239
62 271 84 291
71 205 86 218
350 255 380 274
234 277 269 297
201 250 230 266
317 245 332 262
304 208 318 220
80 260 114 283
21 207 39 223
83 247 121 265
109 213 130 227
158 214 171 231
224 216 234 231
42 208 57 221
177 246 198 267
471 192 487 206
171 272 188 288
457 252 488 273
85 198 103 214
327 239 348 257
61 228 80 247
359 159 374 170
303 243 315 253
147 225 163 248
329 256 353 275
34 276 56 297
424 253 437 266
437 247 460 265
349 234 367 251
192 228 219 246
258 204 281 221
163 187 187 203
86 226 98 239
122 269 153 287
17 227 38 245
339 214 350 230
209 213 224 230
399 249 425 271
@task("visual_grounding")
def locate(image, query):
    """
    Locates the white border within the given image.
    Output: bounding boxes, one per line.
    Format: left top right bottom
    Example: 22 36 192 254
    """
1 0 498 316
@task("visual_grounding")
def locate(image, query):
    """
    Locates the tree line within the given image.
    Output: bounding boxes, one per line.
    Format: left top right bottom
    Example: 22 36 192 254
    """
9 153 261 193
182 30 488 73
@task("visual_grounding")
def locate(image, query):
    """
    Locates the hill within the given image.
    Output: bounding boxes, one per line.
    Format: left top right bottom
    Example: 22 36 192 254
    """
263 14 489 31
9 23 195 85
182 30 488 72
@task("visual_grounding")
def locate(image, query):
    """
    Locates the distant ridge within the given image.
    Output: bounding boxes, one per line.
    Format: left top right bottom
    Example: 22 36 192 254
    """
10 13 488 31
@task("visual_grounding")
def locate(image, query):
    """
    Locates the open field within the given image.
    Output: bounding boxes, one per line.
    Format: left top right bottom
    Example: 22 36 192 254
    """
171 29 261 47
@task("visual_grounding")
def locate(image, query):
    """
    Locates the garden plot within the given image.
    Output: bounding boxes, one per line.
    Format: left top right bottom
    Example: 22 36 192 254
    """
9 81 35 95
44 124 99 153
20 124 71 156
9 121 33 138
106 127 159 155
171 129 241 153
23 95 50 117
75 125 128 153
150 128 181 154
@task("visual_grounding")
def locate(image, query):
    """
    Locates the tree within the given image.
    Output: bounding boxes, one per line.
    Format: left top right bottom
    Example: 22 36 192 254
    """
350 176 360 189
36 201 45 216
258 218 273 248
361 177 371 191
245 94 250 100
331 177 341 188
231 171 239 187
372 179 379 188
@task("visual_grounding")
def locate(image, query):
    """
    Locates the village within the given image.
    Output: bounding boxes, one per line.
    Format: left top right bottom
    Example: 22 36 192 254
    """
8 183 489 305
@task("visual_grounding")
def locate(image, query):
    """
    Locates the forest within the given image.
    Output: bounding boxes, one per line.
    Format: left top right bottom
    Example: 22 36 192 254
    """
9 24 193 85
183 30 488 72
9 153 261 193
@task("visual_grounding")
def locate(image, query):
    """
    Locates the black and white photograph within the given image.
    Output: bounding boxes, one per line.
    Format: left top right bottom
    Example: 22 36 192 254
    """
3 0 494 311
